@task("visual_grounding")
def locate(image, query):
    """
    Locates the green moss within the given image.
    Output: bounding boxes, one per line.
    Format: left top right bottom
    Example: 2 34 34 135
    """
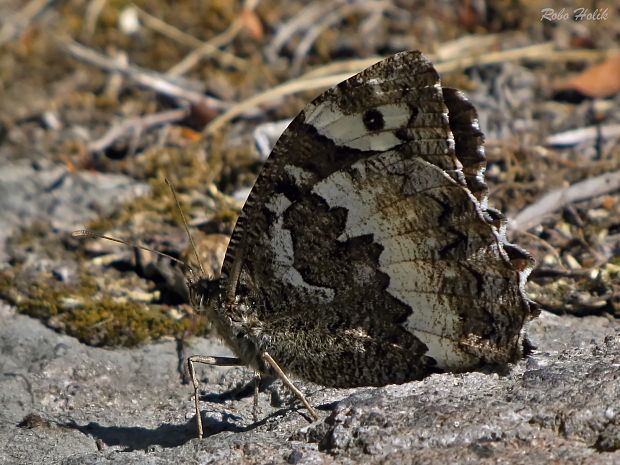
63 297 186 347
0 271 20 307
0 267 204 347
16 281 64 319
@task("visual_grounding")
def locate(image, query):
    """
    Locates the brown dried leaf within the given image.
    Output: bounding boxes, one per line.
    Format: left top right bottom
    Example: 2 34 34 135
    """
556 55 620 98
241 8 264 40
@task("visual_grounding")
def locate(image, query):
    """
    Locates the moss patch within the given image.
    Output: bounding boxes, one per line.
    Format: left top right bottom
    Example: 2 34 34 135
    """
0 268 205 347
62 297 188 347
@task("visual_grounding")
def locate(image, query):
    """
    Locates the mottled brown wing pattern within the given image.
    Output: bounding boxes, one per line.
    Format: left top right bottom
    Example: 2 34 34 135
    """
199 51 536 388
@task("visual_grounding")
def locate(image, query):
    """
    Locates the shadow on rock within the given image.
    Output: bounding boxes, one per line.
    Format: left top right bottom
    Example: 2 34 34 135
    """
63 415 246 450
201 375 276 403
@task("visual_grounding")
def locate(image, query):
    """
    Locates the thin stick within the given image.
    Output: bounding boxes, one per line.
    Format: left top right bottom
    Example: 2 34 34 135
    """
511 170 620 232
88 108 188 153
82 0 107 37
165 179 205 276
202 72 356 137
261 351 319 421
516 230 565 269
63 39 227 109
546 124 620 147
253 374 260 422
265 0 345 63
0 0 52 46
290 1 389 75
166 0 260 77
132 4 247 71
298 56 382 80
434 34 503 61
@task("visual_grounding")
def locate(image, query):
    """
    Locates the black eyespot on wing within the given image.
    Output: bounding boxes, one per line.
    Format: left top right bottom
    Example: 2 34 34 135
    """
362 108 385 131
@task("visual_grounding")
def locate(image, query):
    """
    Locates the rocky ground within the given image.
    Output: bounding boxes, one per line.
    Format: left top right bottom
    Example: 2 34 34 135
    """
2 303 619 464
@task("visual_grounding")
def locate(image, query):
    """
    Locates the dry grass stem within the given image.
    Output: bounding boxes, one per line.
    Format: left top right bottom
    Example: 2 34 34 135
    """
512 170 620 232
166 0 260 77
290 1 390 75
132 4 248 72
63 40 228 110
546 124 620 147
88 109 189 154
0 0 52 45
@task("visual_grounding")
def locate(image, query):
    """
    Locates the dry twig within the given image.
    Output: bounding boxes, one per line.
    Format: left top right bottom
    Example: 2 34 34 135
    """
88 109 189 154
511 170 620 232
82 0 107 38
132 4 248 71
265 1 345 64
0 0 52 45
546 124 620 147
166 0 260 77
290 1 391 75
435 34 504 61
63 39 228 110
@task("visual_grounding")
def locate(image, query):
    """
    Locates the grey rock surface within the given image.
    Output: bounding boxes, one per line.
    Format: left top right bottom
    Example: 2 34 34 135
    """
1 304 619 465
0 161 148 264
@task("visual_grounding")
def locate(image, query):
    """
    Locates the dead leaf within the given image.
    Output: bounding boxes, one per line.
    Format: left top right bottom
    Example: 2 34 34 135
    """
240 9 263 40
555 55 620 98
181 127 202 141
600 195 616 210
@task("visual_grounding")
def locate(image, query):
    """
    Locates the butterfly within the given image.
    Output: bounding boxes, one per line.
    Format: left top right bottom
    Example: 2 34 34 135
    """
186 50 538 438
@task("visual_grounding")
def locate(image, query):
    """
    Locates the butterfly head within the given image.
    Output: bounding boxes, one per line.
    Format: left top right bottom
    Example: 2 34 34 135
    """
185 269 220 313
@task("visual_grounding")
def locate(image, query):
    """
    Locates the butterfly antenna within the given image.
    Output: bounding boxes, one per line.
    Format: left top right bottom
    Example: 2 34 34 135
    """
165 178 206 276
71 230 189 271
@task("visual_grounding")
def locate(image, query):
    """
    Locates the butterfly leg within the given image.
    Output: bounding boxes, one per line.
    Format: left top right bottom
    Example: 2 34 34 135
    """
187 355 242 439
253 373 260 422
260 351 319 421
